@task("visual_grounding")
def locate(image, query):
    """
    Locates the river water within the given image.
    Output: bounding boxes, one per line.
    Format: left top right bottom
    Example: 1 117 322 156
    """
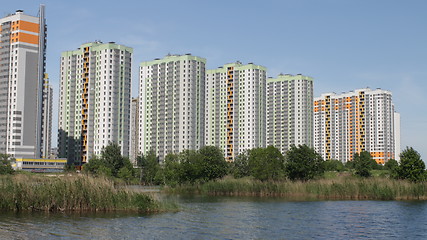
0 195 426 239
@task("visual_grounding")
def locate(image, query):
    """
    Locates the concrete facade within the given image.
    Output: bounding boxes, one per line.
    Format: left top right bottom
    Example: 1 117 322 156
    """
0 6 48 158
314 88 398 164
266 74 313 154
58 41 132 165
205 62 266 161
139 54 206 161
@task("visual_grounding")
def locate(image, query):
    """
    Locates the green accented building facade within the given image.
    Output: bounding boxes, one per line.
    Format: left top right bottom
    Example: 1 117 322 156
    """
266 74 314 154
206 62 267 161
139 54 206 161
58 41 132 165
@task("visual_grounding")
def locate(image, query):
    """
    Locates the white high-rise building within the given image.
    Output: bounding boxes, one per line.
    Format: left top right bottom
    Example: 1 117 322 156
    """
41 75 53 158
266 74 313 154
394 112 401 161
0 6 48 158
314 88 398 164
139 54 206 161
58 41 132 166
205 62 266 161
129 97 139 165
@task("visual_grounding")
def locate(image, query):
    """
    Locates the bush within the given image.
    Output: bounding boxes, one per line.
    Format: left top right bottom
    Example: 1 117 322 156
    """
163 153 182 186
284 145 324 181
384 159 398 171
0 154 14 175
323 159 345 172
352 151 374 177
230 151 250 178
249 146 285 181
137 150 161 185
394 147 425 182
199 146 228 182
83 143 135 181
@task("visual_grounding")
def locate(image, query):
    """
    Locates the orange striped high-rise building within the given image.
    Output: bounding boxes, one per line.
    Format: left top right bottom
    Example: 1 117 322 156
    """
0 6 50 158
314 88 399 164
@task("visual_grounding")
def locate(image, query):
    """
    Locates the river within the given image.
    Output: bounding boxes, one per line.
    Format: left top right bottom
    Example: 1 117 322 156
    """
0 195 426 239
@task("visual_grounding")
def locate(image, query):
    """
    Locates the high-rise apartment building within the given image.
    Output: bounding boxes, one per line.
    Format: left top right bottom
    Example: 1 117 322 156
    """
129 97 139 165
266 74 313 154
314 88 398 164
0 6 48 158
139 54 206 161
41 74 53 158
205 62 266 161
58 41 132 166
394 112 401 161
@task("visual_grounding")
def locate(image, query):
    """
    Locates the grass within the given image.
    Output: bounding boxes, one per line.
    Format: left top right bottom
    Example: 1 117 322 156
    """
165 175 427 200
0 174 176 212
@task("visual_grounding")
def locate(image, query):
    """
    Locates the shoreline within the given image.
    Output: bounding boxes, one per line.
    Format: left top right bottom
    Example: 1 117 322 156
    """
0 174 176 213
164 176 427 201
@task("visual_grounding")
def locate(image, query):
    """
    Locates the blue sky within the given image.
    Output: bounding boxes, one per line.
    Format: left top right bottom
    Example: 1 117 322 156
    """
3 0 427 161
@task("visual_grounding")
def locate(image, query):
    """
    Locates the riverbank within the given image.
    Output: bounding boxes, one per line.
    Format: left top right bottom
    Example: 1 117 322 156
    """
165 175 427 200
0 174 175 212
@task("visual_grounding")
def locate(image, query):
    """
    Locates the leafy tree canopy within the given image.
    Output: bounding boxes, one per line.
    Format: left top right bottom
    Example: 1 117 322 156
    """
384 159 398 171
137 150 161 185
352 151 374 177
394 147 425 182
0 153 14 175
285 145 324 181
231 151 250 178
199 146 228 182
323 159 345 172
249 146 285 181
83 142 134 180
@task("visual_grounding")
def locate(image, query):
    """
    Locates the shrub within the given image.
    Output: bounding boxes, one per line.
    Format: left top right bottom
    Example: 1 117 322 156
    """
394 147 425 182
249 146 285 181
285 145 324 181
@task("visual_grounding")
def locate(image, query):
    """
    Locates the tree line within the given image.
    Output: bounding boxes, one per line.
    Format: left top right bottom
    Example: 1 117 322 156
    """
1 144 425 184
81 143 426 184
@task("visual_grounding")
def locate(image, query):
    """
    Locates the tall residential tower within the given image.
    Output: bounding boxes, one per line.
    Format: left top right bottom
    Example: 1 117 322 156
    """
205 62 266 161
58 41 132 166
314 88 398 164
0 6 48 158
129 97 139 165
41 74 53 158
266 74 313 154
139 54 206 161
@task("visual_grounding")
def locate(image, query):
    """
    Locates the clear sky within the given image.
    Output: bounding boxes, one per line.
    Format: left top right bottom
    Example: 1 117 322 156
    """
3 0 427 162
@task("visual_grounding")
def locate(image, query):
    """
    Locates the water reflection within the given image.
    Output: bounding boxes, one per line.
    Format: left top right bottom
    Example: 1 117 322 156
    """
0 197 426 239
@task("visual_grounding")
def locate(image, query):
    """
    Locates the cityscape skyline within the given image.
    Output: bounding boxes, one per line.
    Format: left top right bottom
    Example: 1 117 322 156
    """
1 1 426 161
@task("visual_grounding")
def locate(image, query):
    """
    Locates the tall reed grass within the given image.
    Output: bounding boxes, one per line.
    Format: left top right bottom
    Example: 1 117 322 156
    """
0 174 166 212
166 176 427 200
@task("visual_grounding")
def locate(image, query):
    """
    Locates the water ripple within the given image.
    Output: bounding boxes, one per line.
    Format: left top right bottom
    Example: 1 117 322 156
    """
0 198 426 239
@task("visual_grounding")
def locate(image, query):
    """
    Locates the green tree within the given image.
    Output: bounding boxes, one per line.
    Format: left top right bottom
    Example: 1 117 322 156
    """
101 142 126 176
231 151 250 178
83 143 134 180
345 160 355 169
323 159 345 172
285 145 324 181
83 156 112 176
384 159 398 171
179 150 204 183
0 154 14 175
369 158 383 170
139 150 161 185
199 146 228 182
118 166 134 182
249 146 285 181
394 147 425 182
353 151 373 177
163 153 182 186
